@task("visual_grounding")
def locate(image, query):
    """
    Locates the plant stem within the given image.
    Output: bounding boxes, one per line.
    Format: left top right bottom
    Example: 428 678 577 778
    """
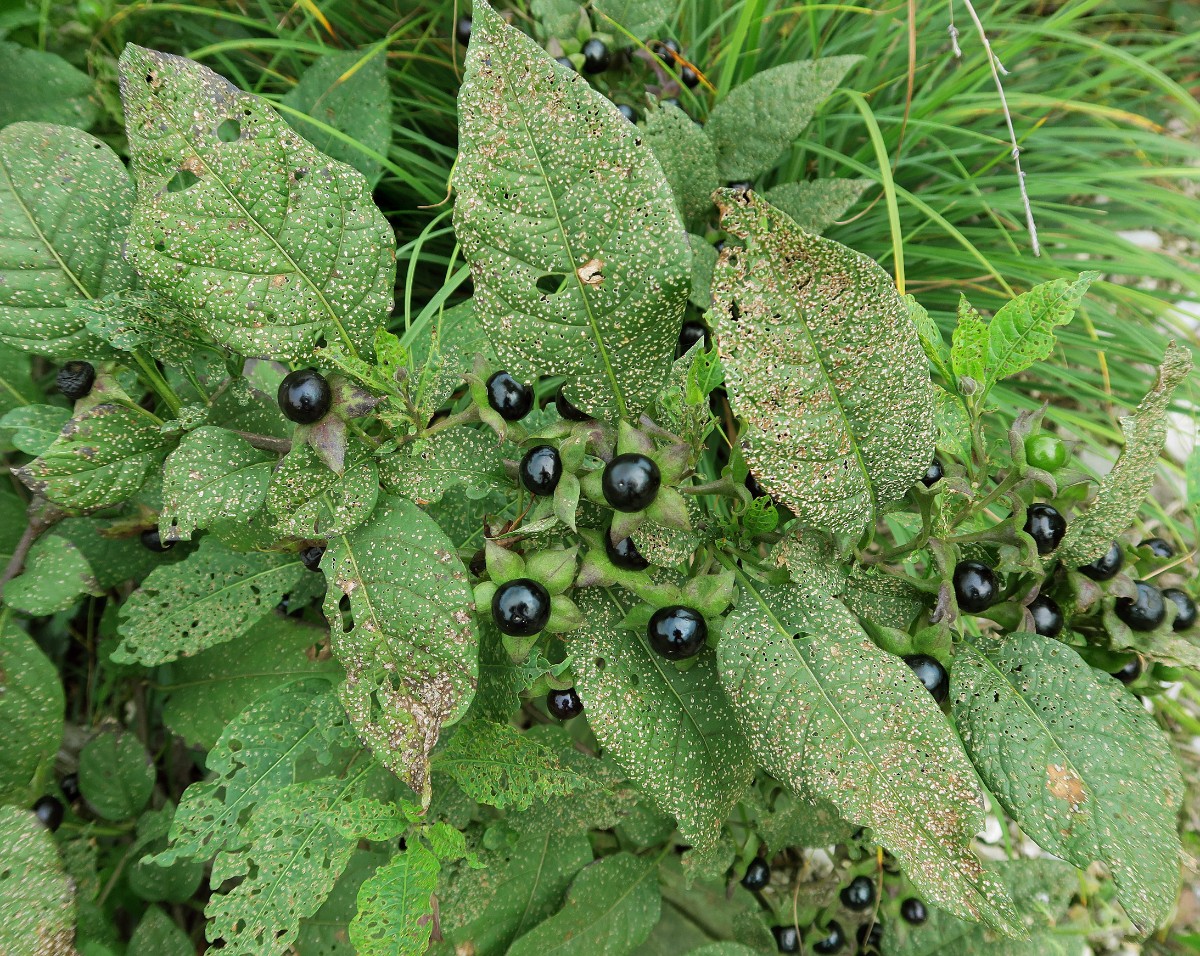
231 429 292 455
132 351 182 417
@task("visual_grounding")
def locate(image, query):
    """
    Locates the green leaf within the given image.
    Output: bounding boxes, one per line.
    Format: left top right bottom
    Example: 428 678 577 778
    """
322 495 478 798
0 806 75 956
348 841 439 956
297 845 392 956
644 104 720 233
380 426 506 504
0 613 64 803
160 427 275 540
0 404 71 455
77 289 222 364
711 190 936 537
128 907 193 956
157 680 352 865
52 516 169 590
952 632 1183 934
114 537 311 664
435 720 588 810
207 776 362 955
573 588 754 851
950 295 987 390
281 48 392 186
78 730 155 820
265 439 380 538
718 580 1020 933
127 807 205 904
1058 342 1192 566
2 532 99 615
705 58 860 180
161 615 340 749
0 343 37 419
981 272 1099 398
0 122 134 357
761 178 871 234
593 0 671 40
905 294 954 384
758 791 854 849
118 45 396 361
14 402 172 511
507 852 661 956
454 0 690 420
0 42 97 129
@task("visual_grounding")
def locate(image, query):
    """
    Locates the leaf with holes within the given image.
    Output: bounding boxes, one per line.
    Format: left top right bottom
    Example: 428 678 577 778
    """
0 614 65 804
454 0 689 421
1058 342 1192 566
0 122 134 357
118 45 395 361
113 537 312 665
160 427 276 540
379 426 507 504
572 588 754 852
952 632 1183 934
643 104 720 233
348 840 439 956
718 580 1020 933
14 402 174 511
761 178 871 235
712 190 936 537
266 439 380 538
322 495 478 800
0 806 76 956
77 289 223 364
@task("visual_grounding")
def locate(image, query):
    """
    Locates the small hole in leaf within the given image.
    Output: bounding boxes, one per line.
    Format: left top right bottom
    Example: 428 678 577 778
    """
594 657 605 670
216 118 241 142
167 169 200 192
294 168 307 181
536 273 569 295
629 673 639 686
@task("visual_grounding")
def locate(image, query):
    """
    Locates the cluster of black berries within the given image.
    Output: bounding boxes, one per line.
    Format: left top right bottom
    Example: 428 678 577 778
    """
652 37 701 90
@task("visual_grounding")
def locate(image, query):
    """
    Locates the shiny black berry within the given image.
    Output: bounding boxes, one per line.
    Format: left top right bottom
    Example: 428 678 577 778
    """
918 458 944 488
519 445 562 496
59 773 80 804
300 545 325 572
953 561 998 613
904 654 949 704
1023 503 1066 555
647 605 707 660
1028 595 1064 638
278 368 332 424
1113 657 1142 685
555 56 576 71
605 533 649 571
33 795 64 831
1141 537 1175 560
582 38 611 74
455 15 471 45
653 38 681 61
856 920 883 952
840 875 875 911
492 579 551 636
140 527 173 553
555 386 591 421
679 64 700 88
900 898 927 925
1080 541 1123 581
741 858 770 891
771 925 800 954
1115 580 1166 632
56 360 96 400
485 371 532 421
812 921 846 954
1164 588 1196 631
547 687 583 720
602 453 660 512
677 319 709 357
616 104 637 123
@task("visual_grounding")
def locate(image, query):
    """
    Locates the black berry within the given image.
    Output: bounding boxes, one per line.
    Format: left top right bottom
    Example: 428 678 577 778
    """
1080 541 1123 581
278 368 332 424
647 605 707 660
953 561 998 613
840 875 875 910
485 371 532 421
59 773 80 804
547 687 583 720
920 458 944 488
606 533 649 571
771 925 800 954
582 38 611 74
33 795 64 831
745 472 767 499
299 545 325 572
519 445 563 496
1141 537 1175 560
677 320 709 357
856 920 883 952
602 453 660 512
555 386 591 421
1023 503 1066 555
679 64 700 88
740 858 770 891
555 56 576 71
616 104 637 123
900 898 927 925
1164 588 1196 631
653 38 681 61
56 360 96 401
455 16 471 45
904 654 949 704
812 921 846 954
492 579 551 636
1027 595 1064 638
1113 657 1142 685
140 527 173 553
1115 580 1166 632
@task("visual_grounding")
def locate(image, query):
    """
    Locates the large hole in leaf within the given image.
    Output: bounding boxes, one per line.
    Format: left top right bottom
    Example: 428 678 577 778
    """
216 118 241 142
536 273 569 295
166 169 200 193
